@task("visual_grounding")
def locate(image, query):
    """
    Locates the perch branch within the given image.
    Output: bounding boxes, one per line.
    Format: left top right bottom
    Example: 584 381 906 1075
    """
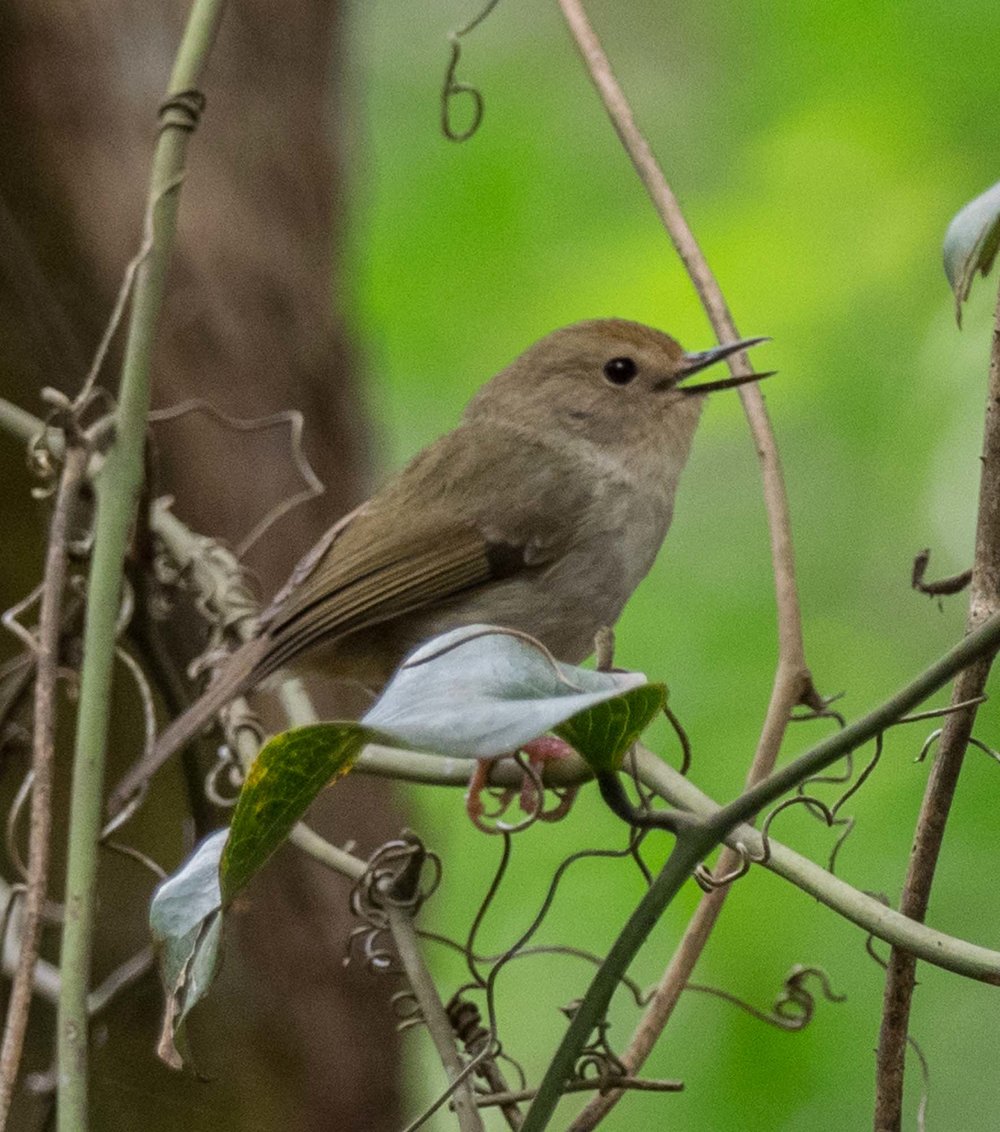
354 738 1000 981
874 279 1000 1130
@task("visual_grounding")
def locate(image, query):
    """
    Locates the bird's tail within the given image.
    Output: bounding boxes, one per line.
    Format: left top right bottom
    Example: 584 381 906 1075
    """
107 636 271 817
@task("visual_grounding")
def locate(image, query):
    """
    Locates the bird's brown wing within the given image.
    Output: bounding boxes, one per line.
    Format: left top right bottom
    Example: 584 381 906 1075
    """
254 516 529 680
252 422 587 682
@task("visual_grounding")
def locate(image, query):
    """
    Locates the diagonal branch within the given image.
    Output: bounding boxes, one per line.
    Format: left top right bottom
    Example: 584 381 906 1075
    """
873 277 1000 1130
555 3 819 1124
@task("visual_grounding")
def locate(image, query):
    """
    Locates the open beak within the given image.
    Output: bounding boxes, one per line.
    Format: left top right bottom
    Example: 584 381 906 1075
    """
675 336 773 395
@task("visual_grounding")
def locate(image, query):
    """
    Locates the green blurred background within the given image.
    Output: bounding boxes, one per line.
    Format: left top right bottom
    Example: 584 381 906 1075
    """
348 2 999 1128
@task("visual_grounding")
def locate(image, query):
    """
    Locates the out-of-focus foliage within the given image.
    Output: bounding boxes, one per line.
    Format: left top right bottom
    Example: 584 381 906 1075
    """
348 2 1000 1128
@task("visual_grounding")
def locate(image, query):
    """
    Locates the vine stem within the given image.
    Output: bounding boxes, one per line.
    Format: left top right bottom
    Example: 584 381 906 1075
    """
554 2 816 1125
873 279 1000 1129
0 441 87 1128
54 4 227 1128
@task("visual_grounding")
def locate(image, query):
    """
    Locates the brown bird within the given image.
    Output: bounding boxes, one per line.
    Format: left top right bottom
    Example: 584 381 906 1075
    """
110 319 768 816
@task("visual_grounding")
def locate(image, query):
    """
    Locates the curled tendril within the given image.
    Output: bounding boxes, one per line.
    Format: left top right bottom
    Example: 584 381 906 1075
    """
391 987 423 1032
100 839 167 881
447 995 495 1059
148 402 324 558
784 712 886 872
688 964 845 1032
663 703 693 776
917 726 999 766
345 834 442 976
440 0 503 142
915 728 942 763
862 891 892 969
203 743 246 807
895 695 987 725
445 992 527 1111
560 1004 626 1080
969 736 1000 763
1 584 45 655
6 770 34 883
694 840 757 891
467 746 579 836
907 1034 931 1132
790 689 847 730
0 885 26 960
757 794 834 867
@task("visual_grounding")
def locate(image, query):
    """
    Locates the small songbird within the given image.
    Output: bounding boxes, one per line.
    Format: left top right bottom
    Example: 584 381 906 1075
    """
110 319 768 813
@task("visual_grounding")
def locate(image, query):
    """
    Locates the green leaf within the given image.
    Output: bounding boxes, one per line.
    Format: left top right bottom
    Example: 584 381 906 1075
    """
219 724 373 901
943 179 1000 325
554 683 666 774
149 830 226 1068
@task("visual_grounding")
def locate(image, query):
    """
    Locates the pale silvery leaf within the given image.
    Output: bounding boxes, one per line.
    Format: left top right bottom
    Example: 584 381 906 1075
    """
362 624 647 758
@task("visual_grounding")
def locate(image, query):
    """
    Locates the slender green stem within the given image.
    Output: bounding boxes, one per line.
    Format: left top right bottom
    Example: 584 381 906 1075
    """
521 838 705 1132
55 5 227 1129
634 749 1000 983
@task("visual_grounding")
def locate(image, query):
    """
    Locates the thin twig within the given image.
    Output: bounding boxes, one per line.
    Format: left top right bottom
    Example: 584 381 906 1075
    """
554 3 817 1124
388 901 484 1132
146 400 325 557
874 278 1000 1130
472 1076 683 1107
55 6 227 1129
0 441 87 1129
86 948 156 1018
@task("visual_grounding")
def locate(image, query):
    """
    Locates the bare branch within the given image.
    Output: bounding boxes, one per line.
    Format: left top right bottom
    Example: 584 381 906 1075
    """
0 439 87 1129
874 274 1000 1130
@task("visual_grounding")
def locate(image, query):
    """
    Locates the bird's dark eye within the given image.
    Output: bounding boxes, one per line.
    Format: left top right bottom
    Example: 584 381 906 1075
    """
603 356 638 385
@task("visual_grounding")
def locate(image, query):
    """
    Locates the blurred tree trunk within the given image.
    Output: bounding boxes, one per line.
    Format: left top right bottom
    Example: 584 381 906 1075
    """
0 3 402 1130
